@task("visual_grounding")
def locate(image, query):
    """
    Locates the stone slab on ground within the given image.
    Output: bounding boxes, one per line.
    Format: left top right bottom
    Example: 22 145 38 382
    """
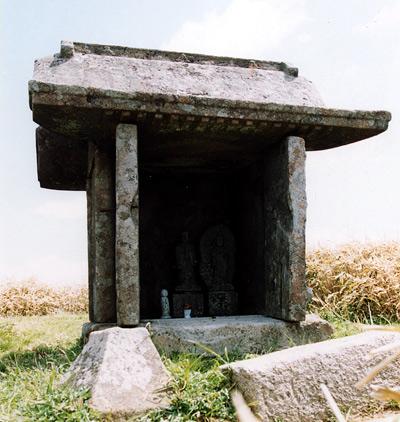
62 327 170 417
221 331 400 422
141 314 333 355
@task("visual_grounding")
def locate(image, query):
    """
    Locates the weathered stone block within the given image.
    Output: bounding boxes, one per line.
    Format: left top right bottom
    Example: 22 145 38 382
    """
115 124 139 326
36 126 87 190
144 314 333 355
222 331 400 421
264 136 307 321
88 142 116 323
62 327 170 417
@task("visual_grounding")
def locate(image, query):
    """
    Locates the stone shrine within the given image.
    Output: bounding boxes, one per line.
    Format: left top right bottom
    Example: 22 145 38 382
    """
30 41 391 327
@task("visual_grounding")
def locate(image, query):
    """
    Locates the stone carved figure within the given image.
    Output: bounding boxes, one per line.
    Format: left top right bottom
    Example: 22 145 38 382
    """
200 225 235 291
160 289 171 319
175 232 201 292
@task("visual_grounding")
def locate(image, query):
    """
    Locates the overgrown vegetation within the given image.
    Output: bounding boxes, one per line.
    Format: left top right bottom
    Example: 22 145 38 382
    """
0 314 239 421
2 243 400 324
0 280 88 316
0 314 97 421
307 243 400 323
140 353 236 421
1 243 400 420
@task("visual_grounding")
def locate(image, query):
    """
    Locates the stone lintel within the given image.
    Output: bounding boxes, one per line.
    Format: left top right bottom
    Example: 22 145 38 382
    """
115 124 140 326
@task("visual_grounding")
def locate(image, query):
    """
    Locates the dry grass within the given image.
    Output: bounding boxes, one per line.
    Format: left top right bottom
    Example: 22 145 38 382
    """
2 243 400 322
307 243 400 323
0 279 88 316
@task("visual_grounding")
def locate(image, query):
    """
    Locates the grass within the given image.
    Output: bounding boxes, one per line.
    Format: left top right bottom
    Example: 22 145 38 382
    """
0 313 240 421
2 243 400 325
0 280 88 316
1 243 400 420
0 313 97 421
0 311 370 422
307 243 400 323
140 353 236 422
0 312 397 421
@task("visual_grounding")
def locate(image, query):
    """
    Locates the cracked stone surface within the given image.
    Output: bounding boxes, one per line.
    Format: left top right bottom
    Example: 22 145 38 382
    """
221 331 400 422
264 136 307 321
141 314 333 355
30 41 390 155
115 124 139 326
32 41 323 108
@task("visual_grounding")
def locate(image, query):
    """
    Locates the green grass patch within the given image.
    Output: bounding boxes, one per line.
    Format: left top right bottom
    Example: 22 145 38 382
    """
0 312 397 421
140 353 236 421
0 314 99 421
0 314 240 421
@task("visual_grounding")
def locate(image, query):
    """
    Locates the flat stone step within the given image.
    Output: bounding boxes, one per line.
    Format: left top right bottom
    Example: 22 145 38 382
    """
142 314 333 355
221 331 400 421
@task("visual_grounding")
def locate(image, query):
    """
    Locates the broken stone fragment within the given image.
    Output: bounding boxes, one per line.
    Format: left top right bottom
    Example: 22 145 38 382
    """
221 331 400 422
62 327 171 417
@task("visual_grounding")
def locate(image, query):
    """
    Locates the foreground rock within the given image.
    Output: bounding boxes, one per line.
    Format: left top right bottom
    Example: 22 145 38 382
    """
62 327 170 417
222 331 400 421
143 314 333 355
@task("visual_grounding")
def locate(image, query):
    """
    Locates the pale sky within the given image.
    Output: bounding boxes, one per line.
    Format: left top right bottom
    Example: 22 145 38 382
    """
0 0 399 286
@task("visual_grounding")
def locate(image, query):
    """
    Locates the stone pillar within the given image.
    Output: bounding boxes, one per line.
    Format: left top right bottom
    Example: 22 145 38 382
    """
263 136 307 322
86 143 95 322
115 124 140 326
87 142 116 323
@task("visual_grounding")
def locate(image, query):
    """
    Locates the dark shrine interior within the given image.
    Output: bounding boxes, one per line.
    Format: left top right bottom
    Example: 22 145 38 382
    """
139 161 270 320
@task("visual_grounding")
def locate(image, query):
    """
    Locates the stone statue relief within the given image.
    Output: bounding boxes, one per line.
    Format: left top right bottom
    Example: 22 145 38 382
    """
175 232 201 292
200 224 235 291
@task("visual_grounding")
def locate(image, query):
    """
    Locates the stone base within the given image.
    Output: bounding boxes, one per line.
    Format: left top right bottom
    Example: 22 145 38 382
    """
208 290 238 316
172 292 204 318
141 314 333 355
221 331 400 422
63 327 170 417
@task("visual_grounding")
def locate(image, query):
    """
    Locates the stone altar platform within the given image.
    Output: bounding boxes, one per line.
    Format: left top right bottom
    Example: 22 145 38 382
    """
144 314 333 355
83 314 333 355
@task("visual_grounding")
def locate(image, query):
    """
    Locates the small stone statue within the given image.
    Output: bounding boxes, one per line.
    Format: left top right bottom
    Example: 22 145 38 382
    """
160 289 171 319
175 232 201 292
